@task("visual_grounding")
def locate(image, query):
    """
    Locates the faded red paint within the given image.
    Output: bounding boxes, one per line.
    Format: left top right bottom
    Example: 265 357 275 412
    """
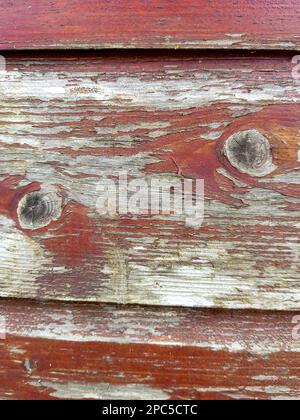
1 336 299 400
0 103 298 275
0 300 299 400
143 105 300 205
0 0 299 50
41 202 102 267
0 2 299 402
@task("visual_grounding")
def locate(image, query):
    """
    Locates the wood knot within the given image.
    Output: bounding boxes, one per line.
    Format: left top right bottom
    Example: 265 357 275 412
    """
17 190 62 230
223 129 276 177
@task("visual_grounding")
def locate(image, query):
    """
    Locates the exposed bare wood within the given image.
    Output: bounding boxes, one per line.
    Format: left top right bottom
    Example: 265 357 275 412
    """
223 130 276 177
0 300 299 400
1 299 300 354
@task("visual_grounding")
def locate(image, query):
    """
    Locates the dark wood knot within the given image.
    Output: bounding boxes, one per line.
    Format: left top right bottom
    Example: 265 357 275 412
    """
223 129 276 177
17 190 62 230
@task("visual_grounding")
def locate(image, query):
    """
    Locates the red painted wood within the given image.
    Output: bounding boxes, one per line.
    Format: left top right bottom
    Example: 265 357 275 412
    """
0 300 299 400
0 1 299 401
3 337 300 400
0 51 299 309
0 0 299 50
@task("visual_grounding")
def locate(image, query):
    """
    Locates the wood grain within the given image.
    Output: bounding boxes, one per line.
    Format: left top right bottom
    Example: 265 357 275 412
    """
0 300 299 400
0 0 300 50
0 51 299 309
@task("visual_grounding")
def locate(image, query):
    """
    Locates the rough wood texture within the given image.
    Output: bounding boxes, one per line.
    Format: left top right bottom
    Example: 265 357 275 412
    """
0 300 299 400
0 0 300 50
0 51 299 309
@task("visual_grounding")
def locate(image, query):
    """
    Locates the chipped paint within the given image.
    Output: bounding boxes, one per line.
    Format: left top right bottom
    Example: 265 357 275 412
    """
0 216 53 298
0 54 299 309
2 301 300 356
0 0 300 51
28 380 170 400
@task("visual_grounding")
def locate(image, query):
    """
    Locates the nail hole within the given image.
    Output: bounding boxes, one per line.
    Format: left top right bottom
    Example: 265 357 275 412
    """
223 129 276 177
17 191 62 230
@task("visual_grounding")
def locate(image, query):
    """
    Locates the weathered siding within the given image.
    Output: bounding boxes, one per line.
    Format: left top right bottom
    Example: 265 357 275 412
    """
0 1 300 50
0 52 299 309
0 300 299 400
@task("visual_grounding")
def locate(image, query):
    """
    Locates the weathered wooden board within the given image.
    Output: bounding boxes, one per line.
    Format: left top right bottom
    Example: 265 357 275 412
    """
0 52 299 309
0 300 299 400
0 0 300 50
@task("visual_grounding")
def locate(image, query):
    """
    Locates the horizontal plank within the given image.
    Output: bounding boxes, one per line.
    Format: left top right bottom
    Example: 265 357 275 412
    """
0 300 299 400
1 299 300 353
0 52 299 310
0 1 300 50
